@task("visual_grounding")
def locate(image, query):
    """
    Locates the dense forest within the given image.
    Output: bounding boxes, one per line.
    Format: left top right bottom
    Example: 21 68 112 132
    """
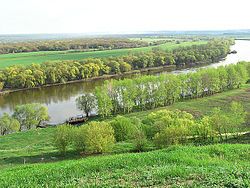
94 62 249 117
0 38 164 54
0 39 233 90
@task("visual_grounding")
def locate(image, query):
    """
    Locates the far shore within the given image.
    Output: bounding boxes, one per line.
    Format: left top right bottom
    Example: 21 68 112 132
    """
0 65 177 95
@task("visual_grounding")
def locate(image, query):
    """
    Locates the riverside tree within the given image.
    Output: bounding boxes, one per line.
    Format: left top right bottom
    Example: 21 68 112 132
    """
94 62 249 117
0 113 20 135
76 93 96 117
13 103 49 130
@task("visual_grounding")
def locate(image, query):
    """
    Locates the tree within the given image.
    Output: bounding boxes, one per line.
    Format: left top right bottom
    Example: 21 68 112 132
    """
13 103 49 130
76 93 96 117
84 121 115 154
119 62 132 72
95 86 113 117
0 113 20 135
209 108 230 141
228 102 246 135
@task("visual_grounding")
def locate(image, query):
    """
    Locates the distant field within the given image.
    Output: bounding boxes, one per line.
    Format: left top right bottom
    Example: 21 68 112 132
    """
0 41 206 68
129 37 174 42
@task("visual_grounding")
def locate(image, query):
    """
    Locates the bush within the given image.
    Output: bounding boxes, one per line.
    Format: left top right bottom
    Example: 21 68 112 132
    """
130 124 147 152
192 116 216 144
84 121 115 154
71 126 86 153
54 124 72 154
153 126 189 148
143 110 194 139
110 116 137 142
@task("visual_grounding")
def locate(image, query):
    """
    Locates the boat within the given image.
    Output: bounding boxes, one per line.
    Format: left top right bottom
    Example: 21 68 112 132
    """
230 50 237 54
66 115 88 125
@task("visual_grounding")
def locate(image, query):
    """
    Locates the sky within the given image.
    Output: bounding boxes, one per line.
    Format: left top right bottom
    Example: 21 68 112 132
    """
0 0 249 35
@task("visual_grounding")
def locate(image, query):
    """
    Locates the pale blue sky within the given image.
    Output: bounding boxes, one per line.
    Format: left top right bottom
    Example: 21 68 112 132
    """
0 0 249 34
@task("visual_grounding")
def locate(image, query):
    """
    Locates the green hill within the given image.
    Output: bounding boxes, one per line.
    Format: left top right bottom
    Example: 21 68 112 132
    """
0 84 249 187
0 144 249 187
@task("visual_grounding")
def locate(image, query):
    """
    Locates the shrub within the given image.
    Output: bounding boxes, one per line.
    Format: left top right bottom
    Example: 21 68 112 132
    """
143 110 194 139
110 116 137 142
84 121 115 154
54 124 72 154
153 126 189 148
71 126 86 153
192 116 216 144
130 124 147 152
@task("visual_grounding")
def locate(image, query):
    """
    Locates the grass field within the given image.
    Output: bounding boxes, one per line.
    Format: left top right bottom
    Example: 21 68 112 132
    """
0 41 206 68
0 144 249 187
0 84 249 187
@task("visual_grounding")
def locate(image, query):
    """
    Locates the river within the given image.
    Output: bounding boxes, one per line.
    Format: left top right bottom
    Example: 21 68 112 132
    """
0 40 249 123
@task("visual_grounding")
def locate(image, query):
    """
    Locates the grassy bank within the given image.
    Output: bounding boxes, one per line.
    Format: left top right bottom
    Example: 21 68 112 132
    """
0 41 206 68
0 144 249 187
0 84 249 187
0 84 249 169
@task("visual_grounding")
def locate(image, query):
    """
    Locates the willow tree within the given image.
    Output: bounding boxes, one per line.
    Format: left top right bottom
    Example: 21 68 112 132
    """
76 93 96 117
0 113 20 135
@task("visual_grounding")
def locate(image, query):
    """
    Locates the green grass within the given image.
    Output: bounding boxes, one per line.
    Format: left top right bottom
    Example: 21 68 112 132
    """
0 84 249 187
0 144 249 187
0 41 206 68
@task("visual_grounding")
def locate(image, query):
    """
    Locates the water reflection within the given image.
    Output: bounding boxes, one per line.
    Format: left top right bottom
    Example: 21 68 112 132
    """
0 40 249 123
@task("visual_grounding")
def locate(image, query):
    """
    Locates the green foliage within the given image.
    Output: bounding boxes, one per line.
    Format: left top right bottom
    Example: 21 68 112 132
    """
96 62 249 117
84 121 115 154
71 126 86 152
229 102 246 130
13 103 49 130
192 116 216 144
54 124 72 154
0 113 20 135
95 85 113 117
76 93 96 117
145 110 194 147
130 123 147 152
0 40 229 89
110 116 137 142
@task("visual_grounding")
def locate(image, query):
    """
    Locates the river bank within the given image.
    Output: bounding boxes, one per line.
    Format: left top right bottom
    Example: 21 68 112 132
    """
0 65 176 95
0 40 249 123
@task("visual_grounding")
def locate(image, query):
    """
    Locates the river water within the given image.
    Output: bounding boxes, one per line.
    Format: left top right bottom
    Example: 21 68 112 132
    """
0 40 249 123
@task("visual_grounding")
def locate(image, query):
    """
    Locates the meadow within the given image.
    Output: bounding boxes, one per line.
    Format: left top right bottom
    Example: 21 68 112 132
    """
0 41 206 68
0 144 249 187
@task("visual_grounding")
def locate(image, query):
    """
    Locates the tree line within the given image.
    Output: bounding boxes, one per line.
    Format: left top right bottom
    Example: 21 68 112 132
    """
93 62 249 117
54 102 247 155
0 39 233 90
0 38 152 54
